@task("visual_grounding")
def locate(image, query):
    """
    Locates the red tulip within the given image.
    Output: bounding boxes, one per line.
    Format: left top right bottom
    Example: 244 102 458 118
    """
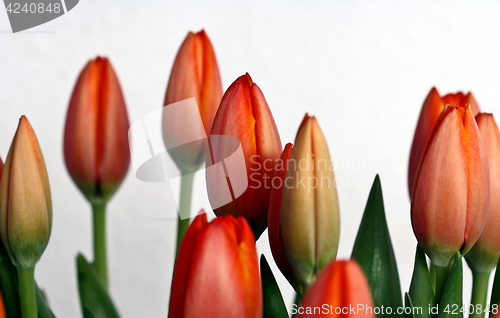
268 143 302 291
162 30 223 173
411 104 489 267
0 116 52 267
64 57 130 202
408 88 480 194
169 213 262 318
295 260 375 318
466 113 500 272
207 73 282 238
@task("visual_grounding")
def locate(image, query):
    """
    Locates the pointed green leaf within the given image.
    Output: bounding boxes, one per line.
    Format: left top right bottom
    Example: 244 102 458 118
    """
409 244 435 318
76 254 120 318
438 253 463 318
84 306 96 318
405 293 416 318
0 258 21 318
351 175 403 317
36 283 56 318
260 255 288 318
490 257 500 308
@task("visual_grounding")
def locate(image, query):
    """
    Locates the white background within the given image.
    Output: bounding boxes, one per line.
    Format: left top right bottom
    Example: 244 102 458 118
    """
2 1 500 317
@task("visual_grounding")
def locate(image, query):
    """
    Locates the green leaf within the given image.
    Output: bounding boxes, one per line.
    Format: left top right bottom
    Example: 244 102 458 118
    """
409 244 435 318
405 293 416 318
36 283 56 318
438 253 463 318
351 175 403 317
76 254 120 318
490 256 500 308
0 257 21 318
84 306 96 318
260 255 288 318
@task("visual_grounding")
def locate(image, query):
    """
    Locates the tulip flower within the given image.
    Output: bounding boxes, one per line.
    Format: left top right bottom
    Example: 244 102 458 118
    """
278 114 340 288
296 260 375 318
464 113 500 318
162 29 222 174
0 116 52 318
267 143 303 291
168 212 262 318
207 73 282 239
161 30 223 253
64 57 130 287
408 88 480 194
411 104 489 301
64 56 130 203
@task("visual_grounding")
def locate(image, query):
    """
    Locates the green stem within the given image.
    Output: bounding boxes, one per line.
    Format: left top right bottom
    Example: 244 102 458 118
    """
17 266 36 318
434 264 451 304
176 173 195 255
92 201 108 288
470 270 490 318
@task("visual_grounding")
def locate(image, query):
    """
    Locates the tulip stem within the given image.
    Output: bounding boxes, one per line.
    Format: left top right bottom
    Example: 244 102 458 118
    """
92 201 108 288
470 270 490 318
434 264 451 304
176 173 195 255
17 266 36 318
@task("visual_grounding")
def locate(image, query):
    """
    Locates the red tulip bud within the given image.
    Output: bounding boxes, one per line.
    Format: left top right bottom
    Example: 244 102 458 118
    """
409 88 480 194
169 213 262 318
466 113 500 272
64 57 130 203
162 30 223 173
296 260 375 318
207 73 282 238
411 105 489 267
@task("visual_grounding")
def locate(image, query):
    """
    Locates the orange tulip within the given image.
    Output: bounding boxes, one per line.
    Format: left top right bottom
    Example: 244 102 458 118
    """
168 213 262 318
207 73 281 238
64 57 130 203
466 113 500 272
0 116 52 267
162 30 223 173
295 260 375 318
408 88 480 194
278 114 340 287
411 105 489 267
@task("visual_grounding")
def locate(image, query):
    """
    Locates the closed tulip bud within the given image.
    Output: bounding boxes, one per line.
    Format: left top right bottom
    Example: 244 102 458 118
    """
466 113 500 272
169 212 262 318
297 260 375 318
207 73 281 238
411 105 489 267
268 143 302 292
280 114 340 287
162 30 223 173
64 57 130 203
409 88 480 194
0 116 52 267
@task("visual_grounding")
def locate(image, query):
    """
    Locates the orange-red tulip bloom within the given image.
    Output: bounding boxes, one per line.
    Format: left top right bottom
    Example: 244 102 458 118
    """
162 30 223 173
408 88 480 194
0 116 52 267
466 113 500 272
296 260 375 318
169 213 262 318
64 57 130 202
411 105 489 267
207 73 281 238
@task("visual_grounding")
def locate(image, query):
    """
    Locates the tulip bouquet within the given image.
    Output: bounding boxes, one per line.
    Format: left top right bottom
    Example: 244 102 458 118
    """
1 29 500 318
